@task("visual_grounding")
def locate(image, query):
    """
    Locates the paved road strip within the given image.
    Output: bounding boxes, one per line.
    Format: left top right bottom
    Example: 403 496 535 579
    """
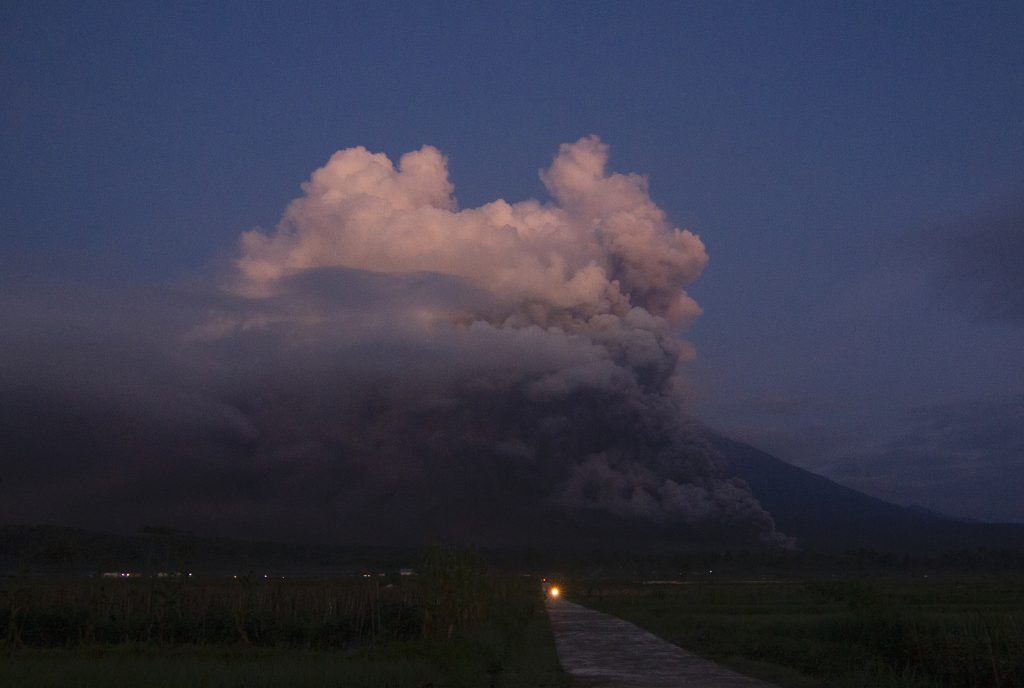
545 598 779 687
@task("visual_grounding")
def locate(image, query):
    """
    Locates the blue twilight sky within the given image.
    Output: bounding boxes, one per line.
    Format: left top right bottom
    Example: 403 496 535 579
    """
2 1 1023 522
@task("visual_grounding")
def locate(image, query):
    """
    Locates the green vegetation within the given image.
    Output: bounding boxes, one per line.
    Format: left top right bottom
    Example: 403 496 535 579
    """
0 548 567 688
576 576 1024 688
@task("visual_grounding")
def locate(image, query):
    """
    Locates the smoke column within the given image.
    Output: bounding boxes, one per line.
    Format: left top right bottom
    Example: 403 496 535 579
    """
212 136 786 545
0 137 787 546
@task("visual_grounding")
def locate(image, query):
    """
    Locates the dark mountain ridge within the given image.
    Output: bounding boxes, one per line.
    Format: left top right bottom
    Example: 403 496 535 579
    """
3 431 1023 569
709 432 1024 552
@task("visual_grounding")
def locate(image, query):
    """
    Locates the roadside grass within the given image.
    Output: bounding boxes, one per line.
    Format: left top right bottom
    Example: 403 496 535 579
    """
0 619 567 688
500 604 567 688
0 646 442 688
577 576 1024 688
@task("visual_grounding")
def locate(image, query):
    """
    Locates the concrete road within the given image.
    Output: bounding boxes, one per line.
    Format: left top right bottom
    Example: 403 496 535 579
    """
545 598 779 687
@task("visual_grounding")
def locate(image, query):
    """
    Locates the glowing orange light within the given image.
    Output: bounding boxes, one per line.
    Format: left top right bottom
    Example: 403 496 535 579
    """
548 585 560 598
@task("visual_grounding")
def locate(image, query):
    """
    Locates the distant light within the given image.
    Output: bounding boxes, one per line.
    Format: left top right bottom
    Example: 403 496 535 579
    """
548 586 561 598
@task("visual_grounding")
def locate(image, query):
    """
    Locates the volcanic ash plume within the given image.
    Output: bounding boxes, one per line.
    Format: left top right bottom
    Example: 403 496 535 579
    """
0 137 787 546
211 136 786 545
236 136 704 329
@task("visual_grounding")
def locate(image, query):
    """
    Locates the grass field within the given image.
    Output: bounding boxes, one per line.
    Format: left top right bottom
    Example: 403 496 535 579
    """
0 549 567 688
0 608 564 688
575 575 1024 688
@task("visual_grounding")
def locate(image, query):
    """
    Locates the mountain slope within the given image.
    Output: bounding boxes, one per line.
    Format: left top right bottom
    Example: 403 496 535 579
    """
709 432 1024 552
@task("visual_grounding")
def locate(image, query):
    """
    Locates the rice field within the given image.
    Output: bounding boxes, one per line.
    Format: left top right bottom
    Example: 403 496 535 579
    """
575 575 1024 688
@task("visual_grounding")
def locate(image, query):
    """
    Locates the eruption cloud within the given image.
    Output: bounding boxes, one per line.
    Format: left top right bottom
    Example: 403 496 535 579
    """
215 136 784 545
236 136 705 330
0 137 788 547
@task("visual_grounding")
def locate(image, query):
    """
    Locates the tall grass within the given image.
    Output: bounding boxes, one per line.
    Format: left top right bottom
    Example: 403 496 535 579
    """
1 548 567 687
1 573 421 648
0 547 531 650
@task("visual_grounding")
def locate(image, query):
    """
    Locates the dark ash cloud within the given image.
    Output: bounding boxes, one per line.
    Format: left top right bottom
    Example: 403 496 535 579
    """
0 140 789 548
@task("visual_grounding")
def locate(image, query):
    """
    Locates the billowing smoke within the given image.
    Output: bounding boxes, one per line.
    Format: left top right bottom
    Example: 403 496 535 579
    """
0 137 787 547
236 136 704 328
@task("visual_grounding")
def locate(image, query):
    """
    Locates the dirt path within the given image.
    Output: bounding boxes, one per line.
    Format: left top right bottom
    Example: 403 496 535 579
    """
545 598 778 687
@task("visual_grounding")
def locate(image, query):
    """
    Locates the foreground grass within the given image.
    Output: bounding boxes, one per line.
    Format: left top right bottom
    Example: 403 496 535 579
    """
0 548 567 688
0 606 565 688
578 576 1024 688
0 645 441 688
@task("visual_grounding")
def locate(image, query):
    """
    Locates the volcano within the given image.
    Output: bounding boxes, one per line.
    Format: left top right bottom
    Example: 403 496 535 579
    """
708 431 1024 552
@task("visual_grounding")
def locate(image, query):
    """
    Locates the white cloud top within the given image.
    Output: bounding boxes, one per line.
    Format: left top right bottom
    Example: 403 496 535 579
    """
236 136 706 330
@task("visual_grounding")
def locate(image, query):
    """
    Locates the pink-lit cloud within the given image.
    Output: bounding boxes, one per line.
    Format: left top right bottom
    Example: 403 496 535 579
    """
236 136 706 330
